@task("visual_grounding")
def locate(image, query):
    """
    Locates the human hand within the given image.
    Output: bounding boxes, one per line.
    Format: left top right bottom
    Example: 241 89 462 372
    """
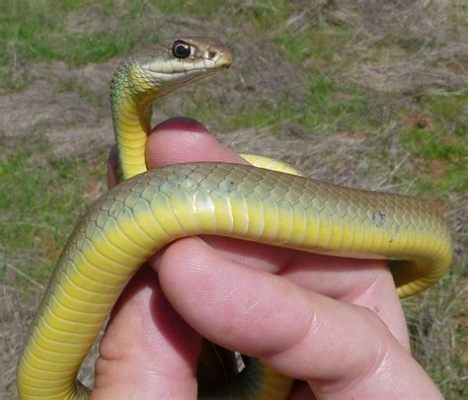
94 117 442 399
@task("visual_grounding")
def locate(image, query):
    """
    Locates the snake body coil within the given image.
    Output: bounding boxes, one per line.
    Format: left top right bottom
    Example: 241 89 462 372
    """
17 39 452 399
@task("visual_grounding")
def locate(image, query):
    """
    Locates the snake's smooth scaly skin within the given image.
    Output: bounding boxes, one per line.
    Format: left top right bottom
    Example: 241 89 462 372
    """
17 39 452 400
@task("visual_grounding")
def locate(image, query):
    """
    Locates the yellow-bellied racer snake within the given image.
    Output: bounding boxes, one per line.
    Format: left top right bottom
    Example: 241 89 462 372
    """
17 38 452 399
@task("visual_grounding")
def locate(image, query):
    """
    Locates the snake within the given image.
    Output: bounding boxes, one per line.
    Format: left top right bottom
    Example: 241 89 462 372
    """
17 38 452 400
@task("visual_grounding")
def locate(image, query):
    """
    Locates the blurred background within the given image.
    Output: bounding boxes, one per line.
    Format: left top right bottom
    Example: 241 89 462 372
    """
0 1 466 398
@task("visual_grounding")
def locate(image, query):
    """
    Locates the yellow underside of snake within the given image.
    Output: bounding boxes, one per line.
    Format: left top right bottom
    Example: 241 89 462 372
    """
17 38 452 399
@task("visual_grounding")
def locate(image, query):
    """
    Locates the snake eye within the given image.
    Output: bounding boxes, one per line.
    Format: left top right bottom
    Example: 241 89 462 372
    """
172 40 191 59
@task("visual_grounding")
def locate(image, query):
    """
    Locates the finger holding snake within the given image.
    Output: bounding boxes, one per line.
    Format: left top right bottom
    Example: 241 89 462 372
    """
96 118 442 399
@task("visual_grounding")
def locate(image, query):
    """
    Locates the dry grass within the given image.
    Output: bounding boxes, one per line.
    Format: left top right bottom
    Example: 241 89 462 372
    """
0 270 42 399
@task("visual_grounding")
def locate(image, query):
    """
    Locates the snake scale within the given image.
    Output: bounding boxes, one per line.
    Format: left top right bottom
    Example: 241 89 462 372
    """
17 38 452 399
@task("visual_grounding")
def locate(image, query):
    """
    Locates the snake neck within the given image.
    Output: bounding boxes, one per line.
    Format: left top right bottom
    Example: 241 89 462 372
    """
111 60 160 180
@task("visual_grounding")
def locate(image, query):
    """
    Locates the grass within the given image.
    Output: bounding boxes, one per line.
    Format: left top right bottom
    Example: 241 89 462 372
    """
405 261 467 399
57 77 105 107
0 0 466 399
0 0 296 71
0 138 105 282
0 0 159 80
399 91 468 195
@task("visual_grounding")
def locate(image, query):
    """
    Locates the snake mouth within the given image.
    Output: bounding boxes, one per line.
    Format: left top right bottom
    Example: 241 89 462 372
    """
217 48 233 68
221 59 232 69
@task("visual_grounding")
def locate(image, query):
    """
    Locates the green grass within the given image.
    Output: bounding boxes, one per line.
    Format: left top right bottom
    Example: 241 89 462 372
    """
0 0 157 68
159 0 291 28
188 75 376 136
424 92 468 139
403 128 466 161
398 92 468 195
0 139 104 282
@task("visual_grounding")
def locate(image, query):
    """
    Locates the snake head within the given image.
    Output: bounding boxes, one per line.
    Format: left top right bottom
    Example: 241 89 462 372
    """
114 38 233 99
